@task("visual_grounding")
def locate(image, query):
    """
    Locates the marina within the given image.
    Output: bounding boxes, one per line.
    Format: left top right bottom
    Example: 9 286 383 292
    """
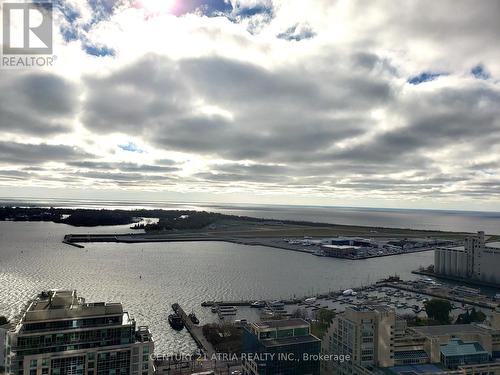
0 220 497 354
200 277 500 324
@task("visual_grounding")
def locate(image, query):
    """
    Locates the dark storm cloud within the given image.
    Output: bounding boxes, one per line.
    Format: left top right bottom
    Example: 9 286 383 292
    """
326 83 500 166
0 142 90 165
0 170 32 181
0 72 79 136
9 0 495 200
66 161 179 173
77 171 175 182
82 55 188 134
195 171 283 183
355 0 500 57
81 54 390 162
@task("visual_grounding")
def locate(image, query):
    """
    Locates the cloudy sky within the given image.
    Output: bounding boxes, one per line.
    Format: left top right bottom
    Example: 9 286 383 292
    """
1 0 500 210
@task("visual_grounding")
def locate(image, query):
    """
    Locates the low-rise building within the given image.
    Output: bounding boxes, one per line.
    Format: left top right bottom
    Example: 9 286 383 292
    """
5 290 154 375
242 319 320 375
322 305 500 374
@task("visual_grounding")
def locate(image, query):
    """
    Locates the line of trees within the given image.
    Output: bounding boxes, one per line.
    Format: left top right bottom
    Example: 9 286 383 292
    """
424 299 486 325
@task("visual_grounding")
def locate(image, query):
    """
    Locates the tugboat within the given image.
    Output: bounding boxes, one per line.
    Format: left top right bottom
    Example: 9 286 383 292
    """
168 313 184 331
188 312 200 325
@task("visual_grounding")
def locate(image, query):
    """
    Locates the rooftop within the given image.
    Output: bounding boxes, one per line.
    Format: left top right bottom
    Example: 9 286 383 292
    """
253 319 309 329
21 290 125 323
411 324 488 337
322 244 362 250
260 334 320 348
440 245 465 251
380 364 450 374
440 339 488 357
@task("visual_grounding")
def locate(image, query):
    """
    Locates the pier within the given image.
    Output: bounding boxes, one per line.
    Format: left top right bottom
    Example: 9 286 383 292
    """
201 299 302 307
201 279 499 317
171 303 215 356
62 233 315 254
62 240 85 248
378 282 498 309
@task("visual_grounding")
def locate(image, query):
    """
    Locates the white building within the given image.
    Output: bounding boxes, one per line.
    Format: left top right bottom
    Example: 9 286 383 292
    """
435 231 500 285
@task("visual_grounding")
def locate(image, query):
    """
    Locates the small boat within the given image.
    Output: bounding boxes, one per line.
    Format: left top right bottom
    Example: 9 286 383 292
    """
217 306 237 317
269 301 285 311
189 312 200 325
218 305 237 311
218 310 237 317
304 297 317 304
211 306 218 313
168 313 184 331
251 301 266 308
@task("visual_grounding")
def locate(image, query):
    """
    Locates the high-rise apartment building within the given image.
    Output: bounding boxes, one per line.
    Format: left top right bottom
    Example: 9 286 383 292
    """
4 290 153 375
321 305 396 375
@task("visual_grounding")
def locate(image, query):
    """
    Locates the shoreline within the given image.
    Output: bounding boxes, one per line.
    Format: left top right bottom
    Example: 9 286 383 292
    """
62 232 441 259
413 269 500 290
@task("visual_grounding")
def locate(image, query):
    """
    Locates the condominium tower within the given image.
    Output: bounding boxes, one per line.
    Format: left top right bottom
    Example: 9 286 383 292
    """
4 290 154 375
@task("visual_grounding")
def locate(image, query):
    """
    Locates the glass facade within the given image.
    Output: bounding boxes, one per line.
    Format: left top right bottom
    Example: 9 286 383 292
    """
6 291 153 375
242 321 320 375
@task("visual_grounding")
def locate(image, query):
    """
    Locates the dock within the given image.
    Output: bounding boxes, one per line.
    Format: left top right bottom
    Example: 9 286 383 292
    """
201 279 499 315
377 282 498 310
62 233 315 254
171 303 215 356
201 298 302 307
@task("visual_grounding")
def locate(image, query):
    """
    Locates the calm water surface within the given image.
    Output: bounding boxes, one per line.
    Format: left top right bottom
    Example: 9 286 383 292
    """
2 197 500 234
0 221 434 353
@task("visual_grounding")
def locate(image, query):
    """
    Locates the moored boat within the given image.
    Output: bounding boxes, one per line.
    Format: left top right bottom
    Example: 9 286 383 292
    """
251 301 266 308
189 312 200 325
168 313 184 331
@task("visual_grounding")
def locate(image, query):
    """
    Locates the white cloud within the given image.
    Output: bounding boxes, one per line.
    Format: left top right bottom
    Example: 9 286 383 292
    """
1 0 500 210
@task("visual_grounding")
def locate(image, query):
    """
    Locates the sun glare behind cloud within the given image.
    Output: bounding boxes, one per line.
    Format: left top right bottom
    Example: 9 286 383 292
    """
137 0 176 14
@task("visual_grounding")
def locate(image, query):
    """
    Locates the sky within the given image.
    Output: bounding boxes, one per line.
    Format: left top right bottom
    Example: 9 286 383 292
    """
1 0 500 211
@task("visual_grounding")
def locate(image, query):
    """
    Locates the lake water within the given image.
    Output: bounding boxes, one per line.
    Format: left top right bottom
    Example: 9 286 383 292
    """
0 221 434 354
2 197 500 234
